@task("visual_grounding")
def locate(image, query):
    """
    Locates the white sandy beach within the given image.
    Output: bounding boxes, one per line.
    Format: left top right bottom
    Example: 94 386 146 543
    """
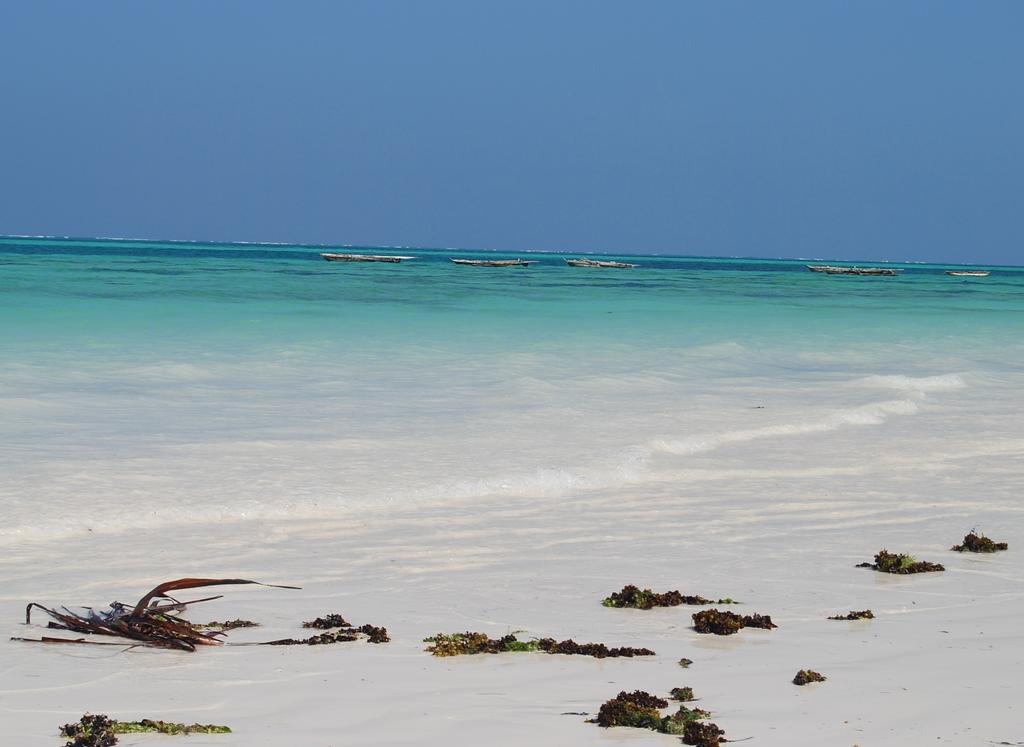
3 369 1022 746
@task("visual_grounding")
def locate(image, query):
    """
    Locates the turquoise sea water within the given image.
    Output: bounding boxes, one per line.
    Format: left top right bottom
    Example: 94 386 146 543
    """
2 236 1023 540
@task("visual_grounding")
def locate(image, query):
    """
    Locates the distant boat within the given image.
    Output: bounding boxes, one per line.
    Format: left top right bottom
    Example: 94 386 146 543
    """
450 258 536 267
566 258 638 268
321 253 415 263
807 265 899 276
945 270 990 277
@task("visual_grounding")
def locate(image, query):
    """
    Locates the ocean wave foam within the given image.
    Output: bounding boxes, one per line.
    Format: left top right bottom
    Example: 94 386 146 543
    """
0 373 965 544
651 398 919 455
856 373 966 394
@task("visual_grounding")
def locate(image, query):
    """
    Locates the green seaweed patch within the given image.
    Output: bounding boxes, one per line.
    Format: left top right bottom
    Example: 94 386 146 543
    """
857 550 944 574
662 706 713 734
302 613 351 629
193 619 260 631
60 714 230 746
951 532 1008 553
670 686 696 701
692 608 777 635
114 720 231 735
828 610 874 621
424 632 654 658
602 585 738 609
266 623 389 646
793 669 827 685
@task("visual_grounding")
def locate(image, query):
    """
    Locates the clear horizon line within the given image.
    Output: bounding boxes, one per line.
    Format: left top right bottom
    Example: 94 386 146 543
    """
0 233 1016 269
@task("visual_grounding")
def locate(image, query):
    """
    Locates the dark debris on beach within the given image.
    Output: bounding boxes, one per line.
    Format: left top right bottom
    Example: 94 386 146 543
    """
692 608 776 635
828 610 874 621
594 690 723 745
193 619 260 631
602 585 738 609
302 613 350 629
792 669 827 686
17 577 299 651
267 621 390 645
15 578 392 650
424 631 654 658
857 550 945 574
952 532 1008 553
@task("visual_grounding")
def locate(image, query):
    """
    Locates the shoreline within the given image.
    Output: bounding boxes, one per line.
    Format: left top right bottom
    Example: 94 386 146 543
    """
4 424 1021 745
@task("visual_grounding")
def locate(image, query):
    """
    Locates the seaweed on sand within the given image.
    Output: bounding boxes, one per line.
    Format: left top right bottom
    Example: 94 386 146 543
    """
683 720 727 746
303 613 350 629
692 609 777 635
595 691 722 744
60 714 230 746
952 532 1008 553
424 632 654 658
596 691 667 729
670 686 696 701
266 623 390 646
193 619 260 631
265 630 360 645
17 578 299 651
602 585 738 609
15 582 393 650
792 669 827 685
827 610 874 621
60 714 117 747
857 550 944 574
678 657 694 668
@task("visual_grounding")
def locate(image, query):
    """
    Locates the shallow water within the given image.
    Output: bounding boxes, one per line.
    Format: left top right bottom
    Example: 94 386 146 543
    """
2 236 1022 541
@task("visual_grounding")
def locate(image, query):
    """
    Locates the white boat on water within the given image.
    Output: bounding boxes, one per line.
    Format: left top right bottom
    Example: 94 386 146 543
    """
945 270 990 277
566 258 638 268
450 258 536 267
321 253 415 263
807 265 899 276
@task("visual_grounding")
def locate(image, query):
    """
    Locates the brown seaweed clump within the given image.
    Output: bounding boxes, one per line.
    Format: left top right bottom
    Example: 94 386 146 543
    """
857 550 944 574
602 585 738 609
683 720 727 747
265 622 389 646
678 657 694 668
951 532 1008 553
61 714 118 747
266 630 360 645
792 669 827 685
596 691 668 729
302 613 350 629
595 692 716 739
537 637 654 658
692 609 777 635
424 632 654 658
359 624 391 644
827 610 874 621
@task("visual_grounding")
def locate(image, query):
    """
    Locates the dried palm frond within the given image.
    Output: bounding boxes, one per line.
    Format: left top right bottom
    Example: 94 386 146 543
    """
15 577 299 651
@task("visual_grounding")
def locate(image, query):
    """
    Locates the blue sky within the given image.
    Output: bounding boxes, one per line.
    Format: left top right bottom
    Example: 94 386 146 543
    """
1 1 1021 263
